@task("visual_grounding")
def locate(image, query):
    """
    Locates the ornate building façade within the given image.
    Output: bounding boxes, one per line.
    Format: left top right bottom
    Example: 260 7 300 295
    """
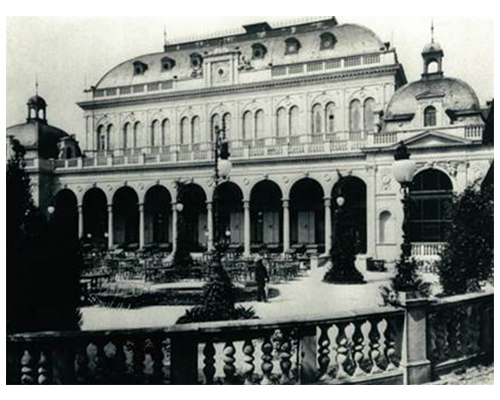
7 17 493 266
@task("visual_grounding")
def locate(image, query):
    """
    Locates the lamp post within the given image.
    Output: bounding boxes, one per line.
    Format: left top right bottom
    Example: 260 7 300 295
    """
392 142 416 262
212 119 232 267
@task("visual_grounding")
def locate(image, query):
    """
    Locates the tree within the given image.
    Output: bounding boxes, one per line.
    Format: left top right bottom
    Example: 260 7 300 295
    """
7 140 81 333
437 184 494 295
324 203 365 284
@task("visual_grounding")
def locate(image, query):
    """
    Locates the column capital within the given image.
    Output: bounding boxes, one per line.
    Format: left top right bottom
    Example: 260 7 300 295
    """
282 198 290 207
243 199 250 209
323 197 332 207
107 203 113 210
138 202 145 209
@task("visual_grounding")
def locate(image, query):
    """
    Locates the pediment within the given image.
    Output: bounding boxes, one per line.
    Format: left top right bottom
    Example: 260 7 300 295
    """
402 130 472 149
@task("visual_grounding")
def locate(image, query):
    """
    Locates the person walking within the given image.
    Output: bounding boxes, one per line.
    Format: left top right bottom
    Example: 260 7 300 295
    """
254 254 269 302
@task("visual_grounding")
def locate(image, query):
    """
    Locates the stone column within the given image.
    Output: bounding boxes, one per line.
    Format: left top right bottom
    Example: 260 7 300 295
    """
206 201 214 251
139 203 145 249
243 200 251 258
324 197 332 254
400 296 432 385
172 204 178 253
282 199 290 253
77 204 84 239
107 204 114 248
366 165 377 259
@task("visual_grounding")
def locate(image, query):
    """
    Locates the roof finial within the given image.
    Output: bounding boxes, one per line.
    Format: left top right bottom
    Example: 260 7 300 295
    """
163 24 168 46
431 19 435 43
35 74 39 96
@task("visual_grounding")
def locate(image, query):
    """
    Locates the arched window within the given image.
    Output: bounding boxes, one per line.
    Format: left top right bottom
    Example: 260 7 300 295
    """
349 99 362 132
106 124 114 150
243 110 253 140
379 211 394 244
133 122 141 148
180 117 189 144
276 107 287 137
325 102 336 133
410 169 453 242
191 116 200 144
123 122 130 149
364 98 376 133
211 114 220 142
285 37 301 55
320 32 337 50
150 119 160 147
289 106 300 136
254 109 265 138
223 113 231 139
161 119 170 146
424 106 437 127
312 103 323 134
97 125 106 151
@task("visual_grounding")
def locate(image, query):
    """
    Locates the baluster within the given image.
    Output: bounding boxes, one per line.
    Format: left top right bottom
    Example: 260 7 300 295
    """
151 337 165 384
368 318 383 373
75 342 89 383
335 322 350 379
203 341 216 385
317 324 331 379
242 339 255 385
223 341 236 384
133 339 145 384
21 348 35 384
383 318 398 371
37 349 50 384
351 320 367 377
111 339 128 384
279 332 293 384
261 336 274 385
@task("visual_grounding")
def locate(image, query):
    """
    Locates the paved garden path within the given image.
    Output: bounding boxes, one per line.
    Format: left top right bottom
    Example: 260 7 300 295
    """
81 267 394 330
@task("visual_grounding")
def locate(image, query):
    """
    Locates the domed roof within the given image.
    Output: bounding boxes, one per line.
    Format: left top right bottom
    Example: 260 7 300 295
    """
386 76 480 119
6 121 69 159
27 94 47 108
95 22 386 90
422 41 442 54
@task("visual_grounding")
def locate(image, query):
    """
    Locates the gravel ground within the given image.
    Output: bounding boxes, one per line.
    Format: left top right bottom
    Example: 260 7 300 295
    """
429 364 494 385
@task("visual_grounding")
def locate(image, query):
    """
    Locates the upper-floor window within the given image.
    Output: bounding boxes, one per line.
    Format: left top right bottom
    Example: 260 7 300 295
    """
133 61 148 76
133 121 141 148
161 57 176 72
363 98 376 133
312 104 323 134
161 119 170 146
254 109 265 138
285 38 301 55
97 125 106 151
180 117 190 145
349 99 362 132
424 106 437 127
276 107 287 137
243 110 253 140
223 113 232 138
211 114 221 142
191 116 200 143
106 124 114 150
325 102 336 133
289 106 300 136
252 43 267 59
151 120 160 147
123 122 131 149
320 32 337 50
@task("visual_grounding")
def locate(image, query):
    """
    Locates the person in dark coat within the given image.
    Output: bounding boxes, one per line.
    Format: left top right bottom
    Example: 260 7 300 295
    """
254 255 269 302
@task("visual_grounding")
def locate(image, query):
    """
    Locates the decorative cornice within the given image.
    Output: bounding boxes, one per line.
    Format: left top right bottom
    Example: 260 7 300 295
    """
78 64 402 111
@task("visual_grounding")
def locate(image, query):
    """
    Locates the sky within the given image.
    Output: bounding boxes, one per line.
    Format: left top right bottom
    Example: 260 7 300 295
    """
6 16 494 141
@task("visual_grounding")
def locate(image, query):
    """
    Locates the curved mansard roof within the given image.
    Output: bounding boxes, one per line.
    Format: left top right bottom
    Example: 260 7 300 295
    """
95 22 387 89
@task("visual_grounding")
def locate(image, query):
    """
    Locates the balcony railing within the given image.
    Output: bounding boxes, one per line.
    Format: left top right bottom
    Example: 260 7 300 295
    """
411 242 445 259
6 292 493 384
50 125 484 171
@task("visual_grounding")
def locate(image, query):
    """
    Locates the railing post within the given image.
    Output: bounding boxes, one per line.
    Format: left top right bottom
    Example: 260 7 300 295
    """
51 340 76 384
480 297 494 360
299 325 317 384
170 334 199 384
400 296 432 385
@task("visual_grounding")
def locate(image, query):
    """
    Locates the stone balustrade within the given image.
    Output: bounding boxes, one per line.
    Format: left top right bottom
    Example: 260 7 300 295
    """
6 291 493 385
46 125 484 172
411 243 445 259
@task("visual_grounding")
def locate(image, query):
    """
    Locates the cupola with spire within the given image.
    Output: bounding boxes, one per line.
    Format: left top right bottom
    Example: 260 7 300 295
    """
421 22 444 79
